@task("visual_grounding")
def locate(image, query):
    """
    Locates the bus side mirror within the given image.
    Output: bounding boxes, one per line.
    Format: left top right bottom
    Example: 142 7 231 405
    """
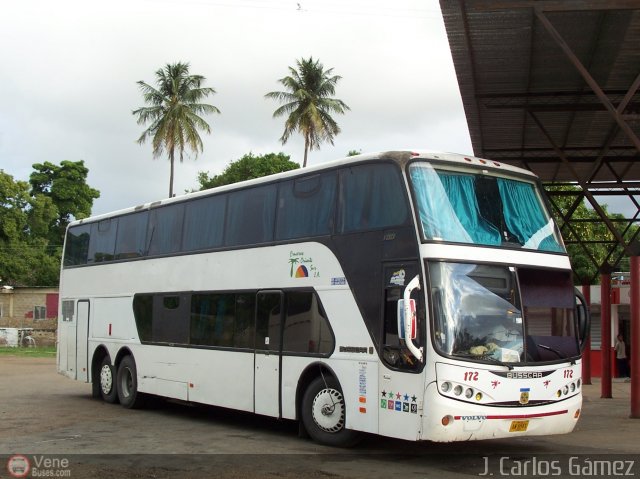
575 290 590 351
397 299 417 340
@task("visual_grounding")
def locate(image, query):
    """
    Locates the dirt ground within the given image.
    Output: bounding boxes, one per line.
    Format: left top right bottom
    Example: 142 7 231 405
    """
0 356 638 478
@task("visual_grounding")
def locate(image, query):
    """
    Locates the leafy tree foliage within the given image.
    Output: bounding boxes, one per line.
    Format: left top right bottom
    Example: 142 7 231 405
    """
29 160 99 245
546 185 636 284
265 57 350 167
0 162 99 286
197 152 299 190
133 62 220 197
347 149 362 156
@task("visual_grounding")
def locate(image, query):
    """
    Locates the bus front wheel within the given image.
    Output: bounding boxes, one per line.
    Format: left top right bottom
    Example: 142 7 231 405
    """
116 355 145 409
301 376 361 447
99 356 118 404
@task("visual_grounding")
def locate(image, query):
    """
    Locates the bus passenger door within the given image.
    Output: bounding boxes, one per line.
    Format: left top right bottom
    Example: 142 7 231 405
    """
254 291 283 417
75 300 90 382
58 300 74 375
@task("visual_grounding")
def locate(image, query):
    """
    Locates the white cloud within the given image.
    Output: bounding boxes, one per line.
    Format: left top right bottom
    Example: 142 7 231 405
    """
0 0 471 215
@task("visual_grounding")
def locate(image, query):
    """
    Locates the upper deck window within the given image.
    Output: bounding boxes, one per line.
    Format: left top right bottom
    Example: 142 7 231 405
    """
338 163 408 233
408 162 564 252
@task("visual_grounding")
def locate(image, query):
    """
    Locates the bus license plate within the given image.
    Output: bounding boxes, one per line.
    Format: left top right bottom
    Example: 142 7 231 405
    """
509 420 529 432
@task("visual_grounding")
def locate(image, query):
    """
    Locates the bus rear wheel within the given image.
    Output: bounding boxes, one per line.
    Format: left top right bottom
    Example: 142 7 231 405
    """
116 355 145 409
301 376 361 447
99 356 118 404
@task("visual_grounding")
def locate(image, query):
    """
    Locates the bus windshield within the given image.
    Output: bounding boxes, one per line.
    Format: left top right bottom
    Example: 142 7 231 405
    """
430 262 581 364
408 162 564 252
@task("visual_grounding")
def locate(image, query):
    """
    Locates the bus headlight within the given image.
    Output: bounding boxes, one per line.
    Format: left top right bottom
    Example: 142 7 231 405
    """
453 385 463 396
441 382 452 393
465 388 474 399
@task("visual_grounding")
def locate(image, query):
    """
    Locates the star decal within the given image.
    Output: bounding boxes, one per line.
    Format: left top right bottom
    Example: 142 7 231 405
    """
396 392 401 400
381 390 387 398
411 395 417 403
403 393 409 402
388 391 394 399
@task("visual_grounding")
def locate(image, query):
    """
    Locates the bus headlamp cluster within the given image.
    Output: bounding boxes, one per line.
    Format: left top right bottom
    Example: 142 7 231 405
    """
440 381 483 402
556 378 581 398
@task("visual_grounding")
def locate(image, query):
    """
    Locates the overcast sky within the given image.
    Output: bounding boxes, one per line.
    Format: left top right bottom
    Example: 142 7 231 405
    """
1 0 472 216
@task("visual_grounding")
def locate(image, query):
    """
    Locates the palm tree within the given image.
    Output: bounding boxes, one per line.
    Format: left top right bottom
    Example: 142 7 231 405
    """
133 62 220 197
265 57 350 167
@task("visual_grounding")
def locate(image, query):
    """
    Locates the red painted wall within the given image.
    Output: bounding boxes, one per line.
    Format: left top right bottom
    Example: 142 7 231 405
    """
588 349 618 378
46 293 59 319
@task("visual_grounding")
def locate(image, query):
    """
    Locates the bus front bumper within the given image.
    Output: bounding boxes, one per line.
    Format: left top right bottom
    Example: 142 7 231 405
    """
420 382 582 442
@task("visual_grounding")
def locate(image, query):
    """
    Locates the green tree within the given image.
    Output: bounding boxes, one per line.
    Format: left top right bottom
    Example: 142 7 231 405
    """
133 62 220 197
546 185 636 284
347 149 361 156
197 152 299 190
29 160 100 245
0 171 60 286
265 57 350 167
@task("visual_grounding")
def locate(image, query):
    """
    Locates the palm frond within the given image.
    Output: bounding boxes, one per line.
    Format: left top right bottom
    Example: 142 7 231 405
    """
265 56 349 157
133 62 220 194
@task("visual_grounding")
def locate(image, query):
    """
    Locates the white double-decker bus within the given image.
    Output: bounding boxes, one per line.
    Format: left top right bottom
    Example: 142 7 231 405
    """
57 151 589 446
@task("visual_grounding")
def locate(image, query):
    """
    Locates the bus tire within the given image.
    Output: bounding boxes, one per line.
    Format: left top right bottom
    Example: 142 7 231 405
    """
116 355 145 409
99 356 118 404
301 376 361 447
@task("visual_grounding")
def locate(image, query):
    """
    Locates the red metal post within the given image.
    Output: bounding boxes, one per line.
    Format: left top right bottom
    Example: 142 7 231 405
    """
581 284 592 385
601 272 612 398
630 257 640 418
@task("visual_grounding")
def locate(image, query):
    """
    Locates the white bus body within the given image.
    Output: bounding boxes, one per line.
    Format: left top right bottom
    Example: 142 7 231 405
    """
58 151 588 446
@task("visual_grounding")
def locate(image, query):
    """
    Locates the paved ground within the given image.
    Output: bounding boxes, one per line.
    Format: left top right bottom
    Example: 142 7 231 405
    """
0 356 638 478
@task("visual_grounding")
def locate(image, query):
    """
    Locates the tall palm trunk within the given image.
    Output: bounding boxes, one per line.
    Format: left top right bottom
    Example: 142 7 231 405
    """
169 149 175 197
303 135 310 167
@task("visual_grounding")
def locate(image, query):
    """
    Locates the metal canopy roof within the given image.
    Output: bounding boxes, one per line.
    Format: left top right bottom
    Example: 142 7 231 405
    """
439 0 640 281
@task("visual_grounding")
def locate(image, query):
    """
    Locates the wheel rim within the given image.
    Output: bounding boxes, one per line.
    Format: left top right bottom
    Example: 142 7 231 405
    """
120 367 133 399
100 364 113 395
311 387 345 433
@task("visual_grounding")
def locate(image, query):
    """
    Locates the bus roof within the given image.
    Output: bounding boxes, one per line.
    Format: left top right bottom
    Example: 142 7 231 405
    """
70 150 538 227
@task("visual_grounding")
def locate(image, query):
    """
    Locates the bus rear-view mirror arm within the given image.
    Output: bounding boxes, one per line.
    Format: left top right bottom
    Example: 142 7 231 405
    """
574 289 591 352
398 275 423 362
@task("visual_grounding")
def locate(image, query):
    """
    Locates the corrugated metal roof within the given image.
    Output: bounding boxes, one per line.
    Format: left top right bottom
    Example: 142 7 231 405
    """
440 0 640 183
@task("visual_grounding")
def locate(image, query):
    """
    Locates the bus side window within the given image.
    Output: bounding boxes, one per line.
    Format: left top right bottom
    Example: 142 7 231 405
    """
115 211 149 260
225 184 277 247
190 294 235 347
256 292 282 351
133 295 153 342
64 224 91 266
153 294 189 344
276 173 337 240
234 293 256 349
338 163 409 233
147 203 184 256
183 195 226 252
382 286 421 370
383 288 402 344
88 218 117 263
282 292 333 355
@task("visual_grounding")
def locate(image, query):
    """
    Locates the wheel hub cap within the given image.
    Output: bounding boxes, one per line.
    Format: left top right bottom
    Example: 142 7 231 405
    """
100 364 112 395
312 388 345 433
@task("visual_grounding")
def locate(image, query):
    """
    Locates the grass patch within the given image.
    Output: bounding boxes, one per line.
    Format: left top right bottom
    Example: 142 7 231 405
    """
0 346 56 357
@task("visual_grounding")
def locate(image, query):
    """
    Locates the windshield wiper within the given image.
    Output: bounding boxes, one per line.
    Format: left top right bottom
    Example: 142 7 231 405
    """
456 353 515 370
536 344 577 365
536 343 569 361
